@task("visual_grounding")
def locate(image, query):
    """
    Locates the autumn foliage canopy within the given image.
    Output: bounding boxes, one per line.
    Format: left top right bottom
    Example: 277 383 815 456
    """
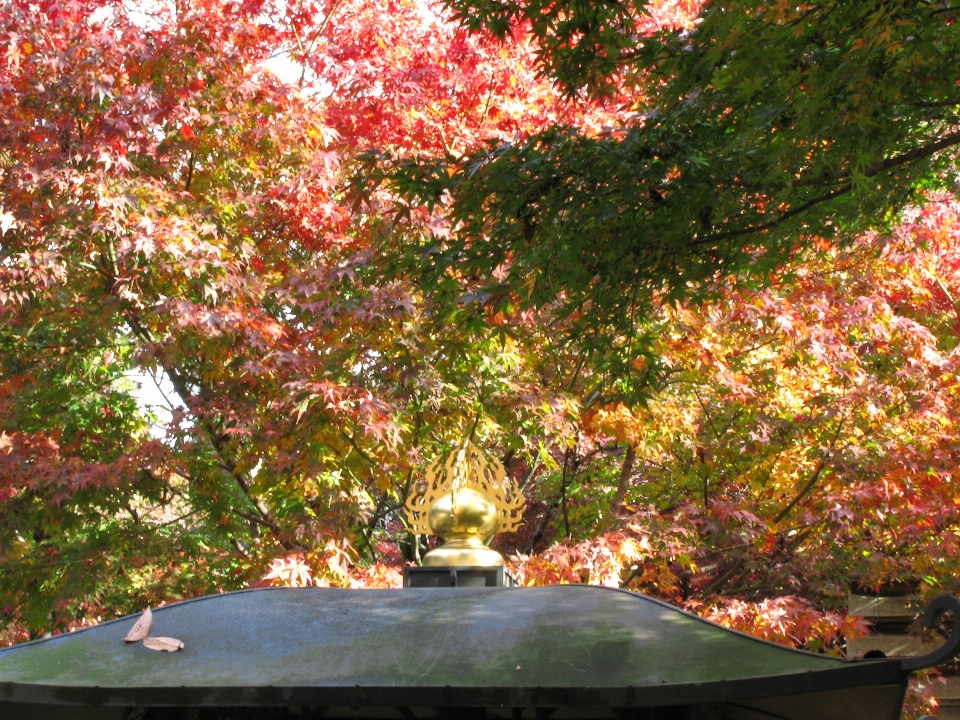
2 1 960 713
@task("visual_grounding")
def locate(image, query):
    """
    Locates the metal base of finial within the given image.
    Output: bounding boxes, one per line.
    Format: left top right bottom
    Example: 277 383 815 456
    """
421 536 505 567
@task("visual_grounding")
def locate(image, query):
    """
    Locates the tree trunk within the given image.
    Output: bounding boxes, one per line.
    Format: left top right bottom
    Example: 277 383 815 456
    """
609 444 636 524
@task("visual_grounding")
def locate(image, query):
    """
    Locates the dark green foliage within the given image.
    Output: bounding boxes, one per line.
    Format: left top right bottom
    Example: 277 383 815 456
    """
387 0 960 349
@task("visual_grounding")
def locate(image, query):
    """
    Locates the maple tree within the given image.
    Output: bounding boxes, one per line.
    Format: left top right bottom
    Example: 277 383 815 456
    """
0 0 635 636
507 193 960 598
386 0 960 367
501 195 960 718
1 1 959 716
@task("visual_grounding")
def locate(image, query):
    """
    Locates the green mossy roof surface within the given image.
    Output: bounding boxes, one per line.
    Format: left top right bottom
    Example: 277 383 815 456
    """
0 585 902 707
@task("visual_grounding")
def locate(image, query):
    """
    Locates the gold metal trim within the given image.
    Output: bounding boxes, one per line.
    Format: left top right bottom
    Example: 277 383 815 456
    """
404 442 526 537
404 442 526 566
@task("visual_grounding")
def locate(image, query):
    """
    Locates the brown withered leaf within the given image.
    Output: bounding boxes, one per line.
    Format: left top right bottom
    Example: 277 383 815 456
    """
142 636 184 652
123 608 153 643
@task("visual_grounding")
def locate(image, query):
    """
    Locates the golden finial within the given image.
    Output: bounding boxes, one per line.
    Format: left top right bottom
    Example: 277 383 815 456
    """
404 441 526 567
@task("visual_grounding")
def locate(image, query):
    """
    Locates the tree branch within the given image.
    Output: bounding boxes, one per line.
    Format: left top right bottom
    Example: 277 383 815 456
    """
698 130 960 247
774 417 846 523
123 309 285 543
793 129 960 188
702 556 746 598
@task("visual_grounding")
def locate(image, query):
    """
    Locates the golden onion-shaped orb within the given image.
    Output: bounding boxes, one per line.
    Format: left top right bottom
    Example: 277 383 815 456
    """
428 487 500 539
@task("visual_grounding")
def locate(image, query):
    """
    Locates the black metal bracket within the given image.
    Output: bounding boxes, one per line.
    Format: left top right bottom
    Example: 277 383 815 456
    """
901 595 960 671
403 565 520 587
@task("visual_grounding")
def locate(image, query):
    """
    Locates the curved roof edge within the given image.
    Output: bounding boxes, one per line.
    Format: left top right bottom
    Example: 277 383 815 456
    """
0 584 907 708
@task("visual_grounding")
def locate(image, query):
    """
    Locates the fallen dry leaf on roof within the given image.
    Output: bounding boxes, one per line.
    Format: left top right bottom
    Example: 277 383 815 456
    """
123 608 152 643
143 636 184 652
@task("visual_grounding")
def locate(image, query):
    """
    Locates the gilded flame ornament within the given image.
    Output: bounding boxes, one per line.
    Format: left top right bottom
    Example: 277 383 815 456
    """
404 442 526 567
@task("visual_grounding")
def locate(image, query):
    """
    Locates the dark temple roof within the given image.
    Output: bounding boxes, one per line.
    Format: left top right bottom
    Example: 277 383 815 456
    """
0 585 907 718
